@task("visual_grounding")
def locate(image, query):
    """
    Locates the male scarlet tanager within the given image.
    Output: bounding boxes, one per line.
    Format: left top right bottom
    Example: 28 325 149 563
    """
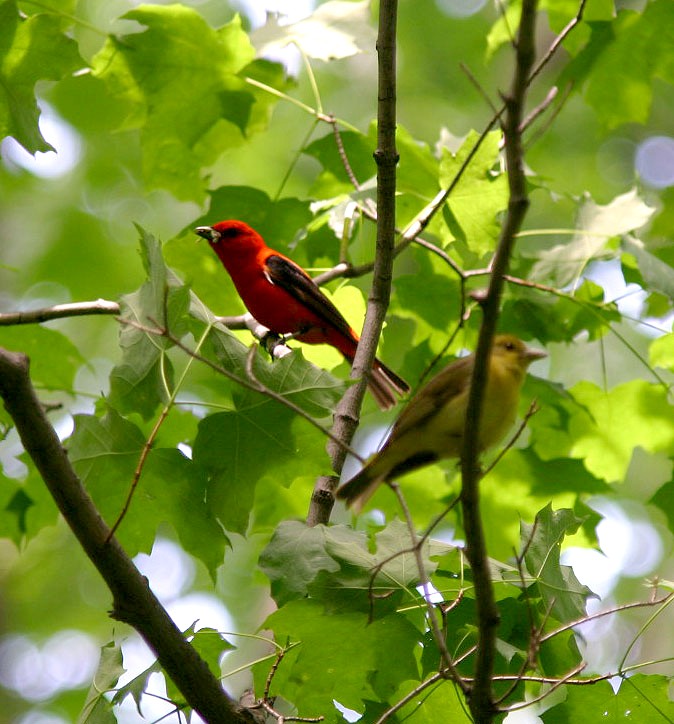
195 220 410 409
336 335 546 511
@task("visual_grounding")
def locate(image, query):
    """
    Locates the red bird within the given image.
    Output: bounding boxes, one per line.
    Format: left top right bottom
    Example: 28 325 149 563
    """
195 220 409 409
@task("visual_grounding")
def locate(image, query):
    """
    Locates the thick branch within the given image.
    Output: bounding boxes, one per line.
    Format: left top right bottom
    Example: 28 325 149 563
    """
459 2 539 723
0 348 251 724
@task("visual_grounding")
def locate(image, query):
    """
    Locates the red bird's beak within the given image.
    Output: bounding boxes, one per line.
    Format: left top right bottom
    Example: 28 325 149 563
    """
195 226 218 244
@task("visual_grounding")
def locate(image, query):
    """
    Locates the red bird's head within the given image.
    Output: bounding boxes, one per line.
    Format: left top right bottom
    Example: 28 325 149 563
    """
195 220 264 251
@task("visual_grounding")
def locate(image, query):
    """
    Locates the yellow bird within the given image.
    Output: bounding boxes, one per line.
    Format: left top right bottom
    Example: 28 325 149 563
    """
336 334 546 512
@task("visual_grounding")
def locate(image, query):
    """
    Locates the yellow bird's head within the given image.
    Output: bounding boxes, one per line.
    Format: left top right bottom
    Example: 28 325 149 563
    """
491 334 547 381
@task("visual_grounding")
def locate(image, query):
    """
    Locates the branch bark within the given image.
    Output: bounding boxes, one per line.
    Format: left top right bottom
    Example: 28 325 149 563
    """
310 0 400 526
0 348 252 724
459 2 539 723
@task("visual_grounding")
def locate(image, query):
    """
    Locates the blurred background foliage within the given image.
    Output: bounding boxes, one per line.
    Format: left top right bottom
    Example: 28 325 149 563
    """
0 0 673 722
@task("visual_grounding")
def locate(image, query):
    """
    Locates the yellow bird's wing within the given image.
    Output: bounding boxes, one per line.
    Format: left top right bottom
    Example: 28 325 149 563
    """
387 355 474 443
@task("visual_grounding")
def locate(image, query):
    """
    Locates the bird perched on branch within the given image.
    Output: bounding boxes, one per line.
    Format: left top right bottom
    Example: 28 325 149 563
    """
195 220 409 409
336 334 546 511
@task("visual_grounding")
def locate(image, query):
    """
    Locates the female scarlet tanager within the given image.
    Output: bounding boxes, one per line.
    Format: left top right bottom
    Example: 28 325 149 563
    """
195 220 410 409
336 335 546 511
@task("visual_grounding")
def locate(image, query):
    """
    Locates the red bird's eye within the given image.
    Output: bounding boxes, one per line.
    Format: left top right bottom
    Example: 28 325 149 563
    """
219 227 241 239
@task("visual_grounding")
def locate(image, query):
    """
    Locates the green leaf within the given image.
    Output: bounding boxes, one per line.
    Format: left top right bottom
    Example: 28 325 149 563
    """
395 124 442 205
68 409 148 543
0 325 84 390
205 324 346 417
545 675 674 722
395 267 462 332
521 505 594 623
111 660 161 714
260 599 421 715
501 281 620 344
485 0 522 62
91 7 263 200
0 0 83 153
622 235 674 301
480 449 609 561
438 130 508 255
259 521 341 605
68 408 227 573
0 460 59 544
192 399 328 535
531 190 656 287
650 334 674 372
569 380 674 483
109 226 189 419
250 0 375 61
142 449 229 578
189 627 235 678
304 130 374 188
582 1 674 129
260 519 448 613
1 487 32 540
78 641 125 724
383 677 471 723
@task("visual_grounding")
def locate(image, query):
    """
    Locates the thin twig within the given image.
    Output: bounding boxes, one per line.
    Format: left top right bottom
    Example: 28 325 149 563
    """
519 86 558 134
527 0 589 87
329 115 361 191
391 483 468 692
373 672 445 724
106 404 170 542
498 663 587 713
460 62 501 117
264 645 287 700
539 593 674 645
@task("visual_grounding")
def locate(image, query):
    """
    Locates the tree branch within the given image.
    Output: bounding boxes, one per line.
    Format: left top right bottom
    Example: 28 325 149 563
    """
0 347 252 724
0 299 120 325
313 0 400 526
0 299 250 332
460 2 539 722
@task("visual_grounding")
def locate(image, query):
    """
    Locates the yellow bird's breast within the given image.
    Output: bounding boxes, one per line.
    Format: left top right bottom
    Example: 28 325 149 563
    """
479 361 524 450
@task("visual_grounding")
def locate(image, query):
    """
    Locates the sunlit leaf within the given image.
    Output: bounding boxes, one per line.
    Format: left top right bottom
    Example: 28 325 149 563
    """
0 0 83 153
622 235 674 300
582 1 674 128
569 380 674 483
439 130 508 255
531 190 656 287
91 7 270 199
649 333 674 371
250 0 375 61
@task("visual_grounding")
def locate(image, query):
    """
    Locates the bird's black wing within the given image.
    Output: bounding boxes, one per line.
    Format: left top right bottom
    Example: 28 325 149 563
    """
265 254 355 338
